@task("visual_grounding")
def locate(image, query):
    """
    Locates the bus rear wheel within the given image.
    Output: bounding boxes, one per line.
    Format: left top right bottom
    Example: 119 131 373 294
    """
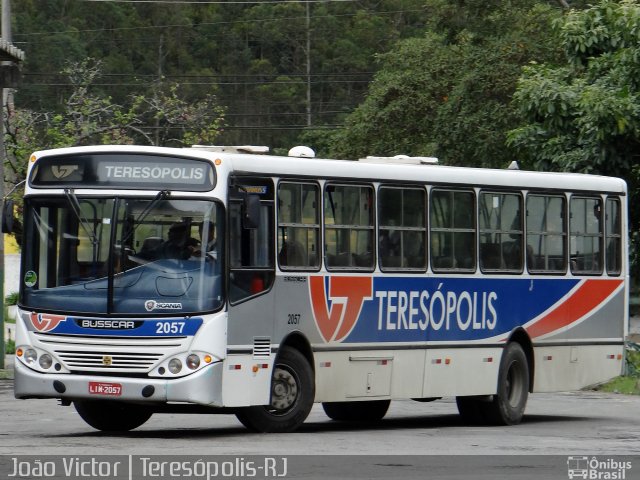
74 400 152 432
235 346 314 433
456 342 529 426
322 400 390 422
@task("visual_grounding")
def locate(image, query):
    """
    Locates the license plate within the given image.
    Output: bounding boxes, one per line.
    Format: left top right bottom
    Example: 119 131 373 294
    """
88 382 122 396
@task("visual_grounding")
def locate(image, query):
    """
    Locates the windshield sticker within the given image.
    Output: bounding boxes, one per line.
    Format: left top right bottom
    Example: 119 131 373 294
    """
24 271 37 288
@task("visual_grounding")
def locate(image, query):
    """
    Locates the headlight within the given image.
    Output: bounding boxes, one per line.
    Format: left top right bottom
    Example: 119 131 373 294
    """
168 358 182 374
186 354 200 370
39 354 53 370
24 349 37 365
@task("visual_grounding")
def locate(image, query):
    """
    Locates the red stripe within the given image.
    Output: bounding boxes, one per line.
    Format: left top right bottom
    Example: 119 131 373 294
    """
526 279 622 339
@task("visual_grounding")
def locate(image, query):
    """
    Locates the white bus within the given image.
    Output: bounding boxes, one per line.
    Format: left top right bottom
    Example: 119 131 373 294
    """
4 145 628 432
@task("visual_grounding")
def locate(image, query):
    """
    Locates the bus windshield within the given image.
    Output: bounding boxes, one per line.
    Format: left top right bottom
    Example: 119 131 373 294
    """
21 196 224 316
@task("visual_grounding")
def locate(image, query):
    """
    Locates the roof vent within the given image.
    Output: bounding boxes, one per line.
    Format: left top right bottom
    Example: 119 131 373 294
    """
190 145 269 154
359 155 438 165
507 161 520 170
288 146 316 158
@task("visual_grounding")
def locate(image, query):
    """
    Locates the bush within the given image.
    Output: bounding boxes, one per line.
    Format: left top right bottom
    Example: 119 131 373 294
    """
4 292 18 306
5 339 15 355
626 346 640 377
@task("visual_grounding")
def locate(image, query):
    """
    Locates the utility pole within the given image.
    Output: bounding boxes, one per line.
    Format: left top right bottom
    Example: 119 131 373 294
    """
0 0 24 370
305 1 311 127
0 0 9 370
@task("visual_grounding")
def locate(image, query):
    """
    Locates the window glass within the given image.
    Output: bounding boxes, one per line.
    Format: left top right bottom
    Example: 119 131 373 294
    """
229 178 274 303
479 192 523 272
430 189 475 271
570 197 603 274
278 182 320 269
324 184 374 270
605 197 622 275
22 197 224 315
526 195 567 273
378 186 427 270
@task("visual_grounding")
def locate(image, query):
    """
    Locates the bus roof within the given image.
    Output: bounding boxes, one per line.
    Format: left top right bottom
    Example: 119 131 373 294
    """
29 145 627 195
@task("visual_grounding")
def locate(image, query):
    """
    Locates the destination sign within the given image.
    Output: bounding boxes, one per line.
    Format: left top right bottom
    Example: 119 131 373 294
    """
29 153 215 191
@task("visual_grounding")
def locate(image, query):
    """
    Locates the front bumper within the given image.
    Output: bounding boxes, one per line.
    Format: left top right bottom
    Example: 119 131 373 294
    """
14 360 224 407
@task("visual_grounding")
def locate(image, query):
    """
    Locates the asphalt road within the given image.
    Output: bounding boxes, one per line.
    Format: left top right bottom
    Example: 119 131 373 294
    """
1 379 639 456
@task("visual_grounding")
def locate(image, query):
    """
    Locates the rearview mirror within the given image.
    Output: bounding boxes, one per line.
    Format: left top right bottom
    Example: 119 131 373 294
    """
242 195 261 230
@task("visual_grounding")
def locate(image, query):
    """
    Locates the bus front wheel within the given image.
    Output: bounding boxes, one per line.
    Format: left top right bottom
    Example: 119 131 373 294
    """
235 346 314 433
322 400 390 422
74 400 152 431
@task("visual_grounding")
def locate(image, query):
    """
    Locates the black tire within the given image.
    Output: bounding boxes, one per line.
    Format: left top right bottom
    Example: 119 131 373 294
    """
74 400 152 432
322 400 390 422
456 342 529 426
235 346 314 433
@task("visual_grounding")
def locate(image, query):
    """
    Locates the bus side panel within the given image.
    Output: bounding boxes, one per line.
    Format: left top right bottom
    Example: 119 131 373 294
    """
422 347 502 397
225 291 275 406
532 285 625 392
221 354 274 407
273 276 324 345
227 291 275 347
532 345 624 392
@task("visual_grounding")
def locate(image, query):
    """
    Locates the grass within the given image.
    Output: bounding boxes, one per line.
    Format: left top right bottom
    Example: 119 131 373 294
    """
597 376 640 395
594 347 640 395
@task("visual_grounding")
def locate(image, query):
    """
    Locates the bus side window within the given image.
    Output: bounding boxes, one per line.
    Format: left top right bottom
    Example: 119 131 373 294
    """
479 192 523 273
605 197 622 275
526 194 567 274
277 182 320 270
430 189 476 272
378 186 427 272
570 196 603 275
324 184 374 271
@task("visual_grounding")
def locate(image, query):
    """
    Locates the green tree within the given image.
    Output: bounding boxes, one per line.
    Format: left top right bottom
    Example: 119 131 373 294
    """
507 0 640 279
328 1 563 165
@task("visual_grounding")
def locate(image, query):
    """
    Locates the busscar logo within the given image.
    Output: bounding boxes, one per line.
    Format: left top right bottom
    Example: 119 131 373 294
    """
51 165 79 179
78 319 137 330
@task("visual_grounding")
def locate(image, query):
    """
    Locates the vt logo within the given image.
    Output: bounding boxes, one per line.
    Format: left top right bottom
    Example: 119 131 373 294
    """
51 165 79 179
309 276 373 343
30 313 67 332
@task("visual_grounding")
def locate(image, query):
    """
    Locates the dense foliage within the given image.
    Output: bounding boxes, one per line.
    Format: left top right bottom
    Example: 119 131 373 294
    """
328 1 566 166
508 0 640 279
13 0 427 153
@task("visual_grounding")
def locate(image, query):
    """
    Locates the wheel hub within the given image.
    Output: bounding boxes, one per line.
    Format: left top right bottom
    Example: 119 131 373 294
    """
270 367 298 411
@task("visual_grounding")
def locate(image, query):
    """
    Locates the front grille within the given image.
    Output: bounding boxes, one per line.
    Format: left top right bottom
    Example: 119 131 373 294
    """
55 350 163 370
33 333 188 374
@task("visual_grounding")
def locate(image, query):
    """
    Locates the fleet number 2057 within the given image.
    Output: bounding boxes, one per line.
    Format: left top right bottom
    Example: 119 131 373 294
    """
155 322 185 334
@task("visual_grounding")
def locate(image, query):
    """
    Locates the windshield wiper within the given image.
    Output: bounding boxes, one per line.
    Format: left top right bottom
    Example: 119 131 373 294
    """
64 188 98 248
121 190 170 245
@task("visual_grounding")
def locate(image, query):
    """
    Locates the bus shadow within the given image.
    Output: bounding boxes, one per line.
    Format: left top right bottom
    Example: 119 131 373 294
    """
48 412 594 439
